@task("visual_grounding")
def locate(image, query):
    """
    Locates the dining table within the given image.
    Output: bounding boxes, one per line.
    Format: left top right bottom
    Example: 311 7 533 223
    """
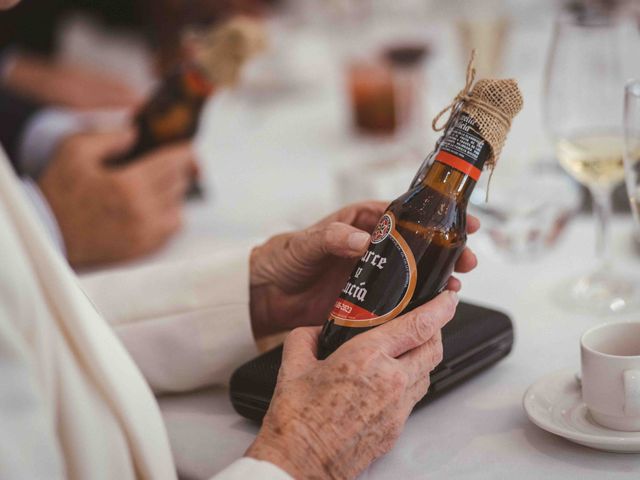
158 215 640 480
81 3 640 478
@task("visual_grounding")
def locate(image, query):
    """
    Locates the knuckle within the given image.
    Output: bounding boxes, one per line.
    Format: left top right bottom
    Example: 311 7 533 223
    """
356 344 380 363
382 367 408 392
301 224 326 252
431 342 444 366
409 314 435 343
358 348 381 371
387 417 405 441
321 225 334 246
445 294 458 316
415 377 431 400
378 435 397 456
285 328 306 346
424 376 432 391
322 222 342 247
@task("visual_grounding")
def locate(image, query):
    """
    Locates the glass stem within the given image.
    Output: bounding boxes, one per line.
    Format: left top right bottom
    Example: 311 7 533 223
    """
591 187 613 269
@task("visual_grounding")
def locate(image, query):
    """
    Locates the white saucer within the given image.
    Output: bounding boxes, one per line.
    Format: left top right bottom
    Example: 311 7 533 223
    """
523 369 640 453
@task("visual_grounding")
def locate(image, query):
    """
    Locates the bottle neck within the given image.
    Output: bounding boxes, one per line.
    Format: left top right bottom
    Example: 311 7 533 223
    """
180 63 215 98
419 111 490 204
422 160 479 204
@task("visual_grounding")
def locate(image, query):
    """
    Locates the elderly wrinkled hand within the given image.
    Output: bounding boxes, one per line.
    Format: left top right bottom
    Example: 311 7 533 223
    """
246 290 458 479
38 129 196 266
249 201 479 338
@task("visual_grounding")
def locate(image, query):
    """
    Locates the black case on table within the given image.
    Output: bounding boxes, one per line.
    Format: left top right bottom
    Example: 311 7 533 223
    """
229 301 514 422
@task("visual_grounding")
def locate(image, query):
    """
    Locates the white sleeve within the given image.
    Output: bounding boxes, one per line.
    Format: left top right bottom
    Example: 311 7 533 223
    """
0 292 65 479
79 248 258 394
211 458 292 480
19 178 66 255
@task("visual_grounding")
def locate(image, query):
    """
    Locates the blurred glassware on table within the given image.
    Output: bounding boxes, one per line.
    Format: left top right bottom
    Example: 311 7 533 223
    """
332 1 432 142
451 0 510 78
346 44 430 138
543 2 636 313
347 59 398 136
470 162 581 261
383 42 430 143
623 80 640 241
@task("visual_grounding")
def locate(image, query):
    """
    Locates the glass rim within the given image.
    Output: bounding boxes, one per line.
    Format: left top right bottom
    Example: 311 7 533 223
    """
626 79 640 98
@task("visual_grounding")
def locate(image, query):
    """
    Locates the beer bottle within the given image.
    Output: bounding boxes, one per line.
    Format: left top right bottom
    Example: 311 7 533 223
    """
109 16 266 167
317 67 523 359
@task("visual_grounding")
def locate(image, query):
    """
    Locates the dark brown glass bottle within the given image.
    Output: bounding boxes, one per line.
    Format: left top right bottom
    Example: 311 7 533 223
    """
110 63 214 166
318 111 490 359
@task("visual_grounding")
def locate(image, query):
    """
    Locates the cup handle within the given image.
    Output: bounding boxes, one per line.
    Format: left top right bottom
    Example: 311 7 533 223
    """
624 370 640 416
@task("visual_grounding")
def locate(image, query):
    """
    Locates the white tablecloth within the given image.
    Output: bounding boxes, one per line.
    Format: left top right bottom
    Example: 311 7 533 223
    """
157 217 640 480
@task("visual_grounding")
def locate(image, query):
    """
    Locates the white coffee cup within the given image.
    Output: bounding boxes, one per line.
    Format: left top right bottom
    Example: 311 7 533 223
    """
581 322 640 431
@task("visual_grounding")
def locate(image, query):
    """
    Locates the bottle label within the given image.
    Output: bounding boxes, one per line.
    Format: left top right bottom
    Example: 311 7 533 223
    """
435 113 490 180
330 212 417 328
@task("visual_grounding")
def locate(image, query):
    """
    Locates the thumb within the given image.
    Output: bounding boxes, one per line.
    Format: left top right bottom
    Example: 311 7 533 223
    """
293 222 371 266
80 128 137 162
278 327 321 382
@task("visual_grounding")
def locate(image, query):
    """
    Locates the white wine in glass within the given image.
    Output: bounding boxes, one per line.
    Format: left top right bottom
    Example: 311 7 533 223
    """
556 132 626 188
544 7 635 313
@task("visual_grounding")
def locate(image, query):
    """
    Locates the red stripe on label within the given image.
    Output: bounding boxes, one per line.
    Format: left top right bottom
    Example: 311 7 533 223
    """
331 299 376 321
435 151 482 181
184 69 215 96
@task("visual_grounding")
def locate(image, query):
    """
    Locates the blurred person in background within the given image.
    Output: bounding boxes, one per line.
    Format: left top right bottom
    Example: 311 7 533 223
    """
0 78 197 266
0 0 278 266
0 2 481 478
0 0 278 107
0 0 141 109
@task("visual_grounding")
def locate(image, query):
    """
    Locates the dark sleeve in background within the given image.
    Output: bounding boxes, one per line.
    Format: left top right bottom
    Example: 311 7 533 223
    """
0 0 67 54
0 0 143 175
0 87 41 175
0 0 144 54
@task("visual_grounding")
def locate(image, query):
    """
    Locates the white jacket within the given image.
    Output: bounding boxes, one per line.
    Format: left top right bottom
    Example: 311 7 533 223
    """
0 149 291 480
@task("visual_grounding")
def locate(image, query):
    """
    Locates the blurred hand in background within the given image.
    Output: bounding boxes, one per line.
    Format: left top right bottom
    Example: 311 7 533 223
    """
4 53 142 109
38 129 196 266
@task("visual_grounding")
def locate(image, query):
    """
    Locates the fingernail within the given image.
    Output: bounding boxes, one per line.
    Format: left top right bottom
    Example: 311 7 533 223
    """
348 232 370 250
449 290 459 306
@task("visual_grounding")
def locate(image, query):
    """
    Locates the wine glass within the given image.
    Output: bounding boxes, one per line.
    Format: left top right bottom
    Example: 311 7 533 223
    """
544 10 634 313
624 80 640 238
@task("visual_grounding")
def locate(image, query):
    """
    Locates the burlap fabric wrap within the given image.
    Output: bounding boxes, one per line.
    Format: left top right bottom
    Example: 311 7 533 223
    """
461 79 523 168
433 53 524 169
193 16 267 86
